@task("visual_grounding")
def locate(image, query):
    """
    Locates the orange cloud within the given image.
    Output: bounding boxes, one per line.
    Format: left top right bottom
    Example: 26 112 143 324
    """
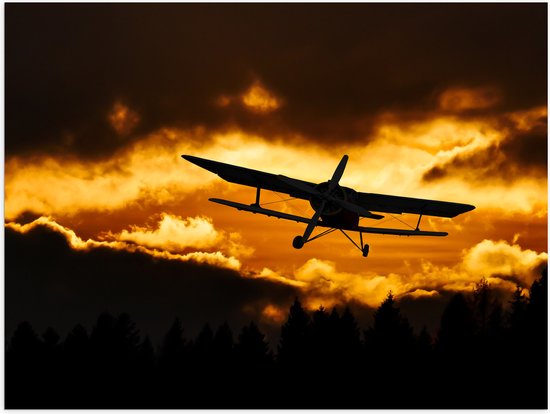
114 214 222 250
6 115 546 222
105 213 254 258
508 106 548 131
367 107 546 213
215 95 232 108
261 304 287 325
214 80 282 113
461 239 547 287
438 86 501 112
4 105 546 286
252 239 547 310
6 217 242 271
403 289 440 299
241 81 281 113
108 101 140 136
6 213 546 314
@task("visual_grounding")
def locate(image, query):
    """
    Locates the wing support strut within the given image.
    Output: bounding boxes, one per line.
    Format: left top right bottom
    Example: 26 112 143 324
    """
415 213 423 231
415 205 428 231
252 187 261 207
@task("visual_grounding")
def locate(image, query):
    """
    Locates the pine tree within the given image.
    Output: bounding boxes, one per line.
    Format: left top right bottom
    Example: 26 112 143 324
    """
64 324 89 360
159 317 187 372
367 292 415 358
236 321 270 367
472 278 491 335
436 292 476 355
527 267 547 331
135 335 156 405
417 326 433 358
363 292 416 405
310 305 330 363
192 323 215 376
90 312 117 365
277 297 310 367
9 321 41 355
213 321 234 361
6 322 44 408
138 335 155 371
114 312 141 364
340 306 361 349
507 284 527 333
195 323 214 355
41 327 62 387
42 327 60 348
525 268 548 408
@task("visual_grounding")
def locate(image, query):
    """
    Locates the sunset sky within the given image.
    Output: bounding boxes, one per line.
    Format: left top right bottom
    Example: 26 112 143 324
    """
5 4 547 342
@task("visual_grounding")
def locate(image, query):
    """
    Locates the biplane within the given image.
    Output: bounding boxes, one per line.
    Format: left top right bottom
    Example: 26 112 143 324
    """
182 154 475 257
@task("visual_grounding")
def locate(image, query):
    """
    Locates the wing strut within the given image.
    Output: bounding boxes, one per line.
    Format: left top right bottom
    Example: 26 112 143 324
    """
253 187 261 207
415 212 423 231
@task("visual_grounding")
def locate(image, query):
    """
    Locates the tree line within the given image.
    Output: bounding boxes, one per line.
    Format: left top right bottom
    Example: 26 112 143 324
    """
6 268 547 408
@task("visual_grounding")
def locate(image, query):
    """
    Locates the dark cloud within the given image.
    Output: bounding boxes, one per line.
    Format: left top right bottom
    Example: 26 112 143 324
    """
5 222 467 347
423 144 503 182
423 118 547 183
6 3 547 158
499 128 548 169
5 224 301 345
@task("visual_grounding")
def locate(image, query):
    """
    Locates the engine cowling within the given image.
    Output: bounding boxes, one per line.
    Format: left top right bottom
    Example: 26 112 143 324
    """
309 181 347 215
309 182 359 228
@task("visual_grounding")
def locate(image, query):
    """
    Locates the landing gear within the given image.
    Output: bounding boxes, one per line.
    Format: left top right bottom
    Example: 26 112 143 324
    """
292 229 370 257
292 235 305 249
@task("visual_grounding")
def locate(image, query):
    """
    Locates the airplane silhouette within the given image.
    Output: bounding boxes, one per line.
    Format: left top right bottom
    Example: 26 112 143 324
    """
182 154 475 257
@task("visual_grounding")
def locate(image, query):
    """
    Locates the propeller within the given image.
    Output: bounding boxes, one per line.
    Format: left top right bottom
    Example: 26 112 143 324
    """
278 155 383 219
335 199 384 219
278 175 320 197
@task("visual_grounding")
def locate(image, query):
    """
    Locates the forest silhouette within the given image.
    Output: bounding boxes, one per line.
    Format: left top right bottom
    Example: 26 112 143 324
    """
6 268 547 409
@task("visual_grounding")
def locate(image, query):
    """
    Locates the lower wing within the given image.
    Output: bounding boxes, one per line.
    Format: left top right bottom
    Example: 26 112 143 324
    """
210 198 447 237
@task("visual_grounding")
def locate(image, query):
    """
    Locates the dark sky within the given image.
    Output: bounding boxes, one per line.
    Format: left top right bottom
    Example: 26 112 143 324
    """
6 3 547 158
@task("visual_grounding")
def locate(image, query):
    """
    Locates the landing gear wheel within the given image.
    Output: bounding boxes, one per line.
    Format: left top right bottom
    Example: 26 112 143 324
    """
292 235 305 249
362 244 370 257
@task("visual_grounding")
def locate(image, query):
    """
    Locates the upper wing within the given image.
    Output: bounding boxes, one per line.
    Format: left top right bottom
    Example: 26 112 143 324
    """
183 155 475 218
182 155 316 200
357 192 475 218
